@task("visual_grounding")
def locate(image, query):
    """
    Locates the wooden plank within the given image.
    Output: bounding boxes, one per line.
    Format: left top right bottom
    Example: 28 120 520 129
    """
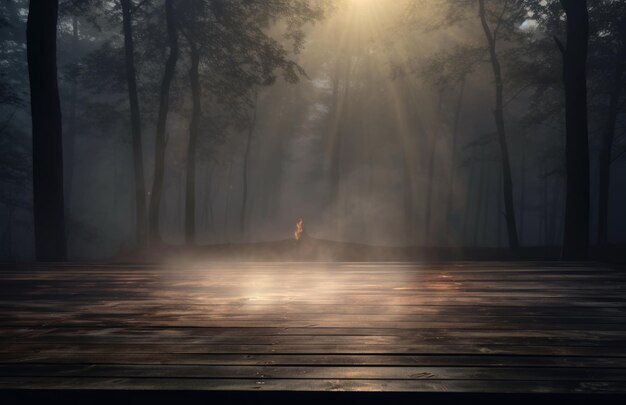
0 376 625 393
2 353 626 368
0 261 624 394
0 333 626 347
2 320 625 331
3 302 626 315
2 364 626 381
3 313 626 326
2 326 624 339
3 342 626 356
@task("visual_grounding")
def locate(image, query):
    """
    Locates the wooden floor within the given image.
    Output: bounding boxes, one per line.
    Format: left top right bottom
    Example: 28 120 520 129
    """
1 261 626 399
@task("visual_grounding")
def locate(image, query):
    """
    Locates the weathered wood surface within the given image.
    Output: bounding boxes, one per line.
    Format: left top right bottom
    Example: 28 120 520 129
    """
0 261 625 393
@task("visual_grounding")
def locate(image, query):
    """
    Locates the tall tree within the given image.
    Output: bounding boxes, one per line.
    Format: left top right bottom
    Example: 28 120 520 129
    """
423 91 444 242
27 0 67 261
327 55 352 233
64 16 78 220
595 4 626 248
445 77 466 238
478 0 519 251
557 0 590 260
148 0 179 245
410 0 524 250
597 57 625 248
516 0 626 250
240 92 258 238
173 0 325 244
120 0 147 248
1 0 32 255
184 40 200 245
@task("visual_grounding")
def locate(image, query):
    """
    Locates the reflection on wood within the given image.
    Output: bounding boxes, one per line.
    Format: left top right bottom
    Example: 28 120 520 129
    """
0 262 625 394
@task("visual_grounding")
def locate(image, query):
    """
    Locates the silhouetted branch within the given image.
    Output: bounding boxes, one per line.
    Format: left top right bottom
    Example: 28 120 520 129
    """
553 35 565 55
130 0 149 16
493 0 510 42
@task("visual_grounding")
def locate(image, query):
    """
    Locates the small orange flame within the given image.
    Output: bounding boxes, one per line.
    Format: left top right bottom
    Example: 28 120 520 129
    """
294 218 303 241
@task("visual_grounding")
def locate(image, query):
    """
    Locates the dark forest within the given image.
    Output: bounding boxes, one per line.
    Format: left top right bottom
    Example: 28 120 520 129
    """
2 0 626 262
2 1 626 402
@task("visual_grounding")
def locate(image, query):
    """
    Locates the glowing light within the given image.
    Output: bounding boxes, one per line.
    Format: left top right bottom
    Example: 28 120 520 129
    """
294 218 304 241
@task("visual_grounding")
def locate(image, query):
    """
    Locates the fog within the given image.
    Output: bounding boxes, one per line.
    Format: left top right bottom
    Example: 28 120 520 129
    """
1 0 625 260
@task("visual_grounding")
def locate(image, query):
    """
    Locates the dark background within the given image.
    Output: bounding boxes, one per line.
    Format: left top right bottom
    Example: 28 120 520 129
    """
1 0 624 261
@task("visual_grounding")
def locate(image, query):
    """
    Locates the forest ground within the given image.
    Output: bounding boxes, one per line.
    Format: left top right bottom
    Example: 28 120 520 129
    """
117 236 626 264
0 261 625 404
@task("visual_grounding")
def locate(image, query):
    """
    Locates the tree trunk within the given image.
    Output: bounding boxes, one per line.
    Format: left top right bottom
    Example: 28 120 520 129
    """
199 166 207 237
176 170 183 237
240 93 258 239
543 163 549 245
554 177 566 245
597 61 624 247
473 146 487 247
205 166 215 236
445 78 466 238
64 16 78 222
559 0 590 260
480 163 492 246
27 0 67 261
2 185 14 257
423 92 444 243
120 0 147 248
549 175 563 245
327 57 351 234
329 128 342 228
516 138 526 244
185 43 200 245
478 0 519 251
462 165 476 244
401 148 414 244
496 169 502 246
148 0 178 245
224 156 234 239
5 203 13 258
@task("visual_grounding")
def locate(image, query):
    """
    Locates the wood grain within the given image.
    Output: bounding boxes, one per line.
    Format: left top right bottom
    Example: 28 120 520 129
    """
0 261 625 394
